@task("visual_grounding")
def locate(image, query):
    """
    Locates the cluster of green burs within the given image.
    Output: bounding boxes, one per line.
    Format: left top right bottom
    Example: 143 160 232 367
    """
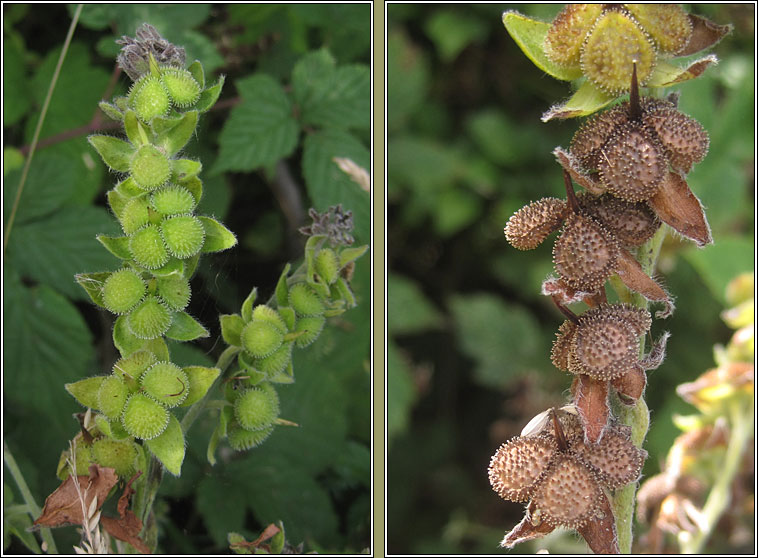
216 233 368 452
67 44 230 477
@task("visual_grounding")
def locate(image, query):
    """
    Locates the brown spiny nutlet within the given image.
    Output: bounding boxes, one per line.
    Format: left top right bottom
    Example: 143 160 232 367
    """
551 303 651 381
579 193 661 248
504 198 568 250
552 212 619 293
569 98 709 202
488 408 646 530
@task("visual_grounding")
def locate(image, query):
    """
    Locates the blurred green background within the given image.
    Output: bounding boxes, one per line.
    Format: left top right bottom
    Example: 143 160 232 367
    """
387 4 754 554
4 3 369 554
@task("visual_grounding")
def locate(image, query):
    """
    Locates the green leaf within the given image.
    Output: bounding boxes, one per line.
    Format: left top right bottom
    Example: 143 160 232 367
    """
87 135 135 172
187 60 205 89
145 414 185 476
106 189 129 221
113 315 143 357
213 74 299 173
275 263 292 308
165 312 209 341
123 110 146 147
195 74 225 113
339 245 369 269
4 509 41 554
180 366 221 407
98 101 124 121
4 39 32 125
502 11 583 82
198 216 237 253
172 158 203 183
241 287 257 323
6 207 120 300
302 129 370 244
387 341 416 445
292 49 370 130
96 234 132 261
683 235 754 305
449 293 548 389
3 152 76 225
220 314 245 347
3 272 93 418
540 79 615 122
75 271 111 308
388 274 443 335
647 55 719 88
387 29 430 132
425 10 487 62
153 110 199 156
197 473 248 547
65 376 106 409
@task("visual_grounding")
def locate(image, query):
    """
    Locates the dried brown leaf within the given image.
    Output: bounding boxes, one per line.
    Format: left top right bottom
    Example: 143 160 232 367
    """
32 465 118 530
100 472 150 554
679 14 733 57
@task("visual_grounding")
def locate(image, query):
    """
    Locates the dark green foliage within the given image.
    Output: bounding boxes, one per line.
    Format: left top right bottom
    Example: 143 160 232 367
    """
4 5 368 554
387 3 753 555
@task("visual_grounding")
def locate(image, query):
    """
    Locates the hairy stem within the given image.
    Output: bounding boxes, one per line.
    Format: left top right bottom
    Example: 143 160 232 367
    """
3 442 58 554
609 223 668 553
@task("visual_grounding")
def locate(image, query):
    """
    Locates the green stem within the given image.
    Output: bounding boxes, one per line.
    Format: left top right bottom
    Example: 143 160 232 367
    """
609 224 668 553
679 399 754 553
3 442 58 554
180 345 239 431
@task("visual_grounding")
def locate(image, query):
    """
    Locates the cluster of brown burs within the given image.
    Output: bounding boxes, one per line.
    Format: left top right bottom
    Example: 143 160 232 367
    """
488 61 712 546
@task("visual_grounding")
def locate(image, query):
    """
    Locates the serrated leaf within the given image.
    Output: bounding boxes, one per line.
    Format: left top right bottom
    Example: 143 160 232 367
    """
87 135 135 172
502 11 583 82
220 314 245 346
6 207 120 300
165 311 209 341
292 49 369 130
113 315 143 357
199 216 237 252
541 79 615 121
75 271 111 308
275 263 291 307
195 74 225 113
96 234 132 261
145 414 185 476
180 366 221 407
3 152 76 225
65 376 107 409
123 110 146 147
153 110 198 156
302 129 370 244
213 74 298 173
3 272 93 419
241 287 257 323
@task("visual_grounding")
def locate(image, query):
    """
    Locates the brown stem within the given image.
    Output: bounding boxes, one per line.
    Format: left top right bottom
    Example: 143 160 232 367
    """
551 295 580 324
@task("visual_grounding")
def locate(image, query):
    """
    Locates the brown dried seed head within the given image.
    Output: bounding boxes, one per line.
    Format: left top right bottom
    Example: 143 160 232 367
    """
544 4 604 67
551 321 577 372
488 437 558 502
579 193 660 247
553 213 618 293
570 305 641 380
571 427 647 489
532 456 604 529
602 303 652 336
581 11 657 94
624 4 693 55
505 198 568 250
598 122 667 202
570 106 629 171
642 107 709 174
